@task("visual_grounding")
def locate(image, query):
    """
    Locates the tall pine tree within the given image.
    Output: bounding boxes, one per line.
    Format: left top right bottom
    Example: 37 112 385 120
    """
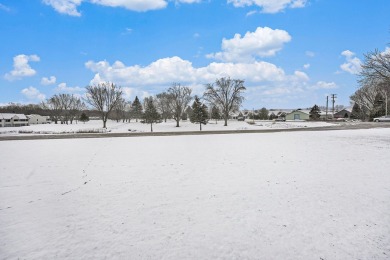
143 97 160 132
131 96 143 122
190 96 209 131
309 104 321 120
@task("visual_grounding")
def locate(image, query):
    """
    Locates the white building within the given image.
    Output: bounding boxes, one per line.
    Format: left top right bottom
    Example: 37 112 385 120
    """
0 113 29 127
27 114 51 125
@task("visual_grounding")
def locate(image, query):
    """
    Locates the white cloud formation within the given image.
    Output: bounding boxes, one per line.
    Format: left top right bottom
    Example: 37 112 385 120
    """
228 0 308 13
55 82 84 93
207 27 291 62
43 0 201 16
309 81 337 90
340 50 361 75
305 51 315 57
21 87 46 101
303 63 310 69
4 54 40 81
85 56 310 104
41 76 57 85
43 0 83 16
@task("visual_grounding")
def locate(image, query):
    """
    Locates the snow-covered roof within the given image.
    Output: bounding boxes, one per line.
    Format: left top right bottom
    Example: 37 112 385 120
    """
0 113 28 120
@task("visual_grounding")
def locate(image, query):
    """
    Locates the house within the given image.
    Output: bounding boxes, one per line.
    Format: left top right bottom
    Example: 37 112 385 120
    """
334 108 352 119
27 114 51 125
0 113 29 127
285 109 310 120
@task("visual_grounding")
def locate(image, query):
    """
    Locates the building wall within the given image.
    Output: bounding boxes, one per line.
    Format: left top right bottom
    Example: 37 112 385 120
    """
28 115 48 124
286 111 310 120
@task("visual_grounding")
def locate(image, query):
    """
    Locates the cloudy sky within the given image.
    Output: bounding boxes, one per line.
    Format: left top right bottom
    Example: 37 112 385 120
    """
1 0 389 109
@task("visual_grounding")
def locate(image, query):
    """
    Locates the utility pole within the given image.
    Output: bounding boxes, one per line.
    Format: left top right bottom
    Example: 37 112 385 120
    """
331 94 337 118
326 96 329 120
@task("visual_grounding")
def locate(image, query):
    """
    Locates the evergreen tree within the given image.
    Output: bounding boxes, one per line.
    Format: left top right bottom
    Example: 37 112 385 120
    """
211 105 221 123
259 107 269 120
143 97 160 132
350 103 362 119
309 104 321 120
131 96 143 122
79 112 89 124
190 96 209 130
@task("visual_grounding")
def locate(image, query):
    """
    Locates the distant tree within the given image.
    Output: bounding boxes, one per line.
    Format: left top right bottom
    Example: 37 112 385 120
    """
85 82 123 128
309 104 321 120
189 96 209 131
167 83 192 127
79 112 89 124
210 105 221 123
155 92 172 122
143 97 160 132
131 96 143 122
258 107 269 120
203 77 246 126
350 103 362 119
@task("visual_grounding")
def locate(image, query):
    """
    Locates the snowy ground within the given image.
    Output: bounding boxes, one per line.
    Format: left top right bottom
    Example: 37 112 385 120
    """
0 119 335 135
1 129 389 259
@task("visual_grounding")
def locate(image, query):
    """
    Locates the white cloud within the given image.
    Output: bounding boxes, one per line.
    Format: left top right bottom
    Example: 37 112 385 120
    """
43 0 201 16
303 63 310 69
41 76 57 85
227 0 308 13
305 51 315 57
340 50 361 75
207 27 291 62
309 81 338 90
55 82 84 93
21 87 46 101
43 0 82 16
85 56 291 86
246 10 257 16
4 54 40 81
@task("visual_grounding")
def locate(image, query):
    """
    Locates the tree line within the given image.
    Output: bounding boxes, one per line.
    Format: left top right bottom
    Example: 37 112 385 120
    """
350 46 390 120
82 77 247 131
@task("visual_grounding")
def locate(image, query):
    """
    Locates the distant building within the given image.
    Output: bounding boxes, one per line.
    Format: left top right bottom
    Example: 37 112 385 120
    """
0 113 29 127
27 114 51 125
334 108 352 119
285 109 310 120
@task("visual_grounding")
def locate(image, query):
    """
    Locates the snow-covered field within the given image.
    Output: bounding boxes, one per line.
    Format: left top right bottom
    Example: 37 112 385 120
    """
0 119 335 135
1 129 389 259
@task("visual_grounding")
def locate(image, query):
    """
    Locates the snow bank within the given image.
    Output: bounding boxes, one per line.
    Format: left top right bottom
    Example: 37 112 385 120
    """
0 119 335 136
1 128 389 259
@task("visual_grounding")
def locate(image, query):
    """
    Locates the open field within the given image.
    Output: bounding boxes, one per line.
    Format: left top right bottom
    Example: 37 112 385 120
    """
0 119 336 136
1 128 390 259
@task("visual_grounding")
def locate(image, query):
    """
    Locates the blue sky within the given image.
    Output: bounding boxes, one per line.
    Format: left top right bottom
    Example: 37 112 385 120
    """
1 0 389 109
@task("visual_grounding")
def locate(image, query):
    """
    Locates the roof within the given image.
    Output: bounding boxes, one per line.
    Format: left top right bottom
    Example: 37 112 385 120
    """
0 113 28 120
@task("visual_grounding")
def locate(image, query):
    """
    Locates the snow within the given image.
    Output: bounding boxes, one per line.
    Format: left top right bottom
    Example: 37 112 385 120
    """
0 119 335 135
1 128 389 259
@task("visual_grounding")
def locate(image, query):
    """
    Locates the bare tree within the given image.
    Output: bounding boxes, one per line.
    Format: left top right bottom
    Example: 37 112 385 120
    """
203 77 246 126
155 92 172 122
359 49 390 85
167 83 192 127
68 95 85 124
85 82 123 128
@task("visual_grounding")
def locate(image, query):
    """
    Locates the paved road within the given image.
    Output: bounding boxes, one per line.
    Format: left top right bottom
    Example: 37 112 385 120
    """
0 122 389 141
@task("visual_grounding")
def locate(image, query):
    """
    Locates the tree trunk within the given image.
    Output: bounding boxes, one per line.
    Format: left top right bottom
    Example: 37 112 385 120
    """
224 117 228 126
176 119 180 127
151 123 153 132
200 123 202 131
103 120 107 128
